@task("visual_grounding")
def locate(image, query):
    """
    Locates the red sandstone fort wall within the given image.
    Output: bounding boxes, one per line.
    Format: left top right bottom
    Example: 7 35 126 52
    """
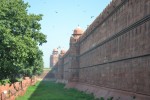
79 0 150 54
62 51 71 82
57 58 64 80
78 0 150 96
53 0 150 99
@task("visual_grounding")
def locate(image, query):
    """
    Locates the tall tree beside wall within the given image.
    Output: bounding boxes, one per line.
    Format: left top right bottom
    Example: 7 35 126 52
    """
0 0 47 83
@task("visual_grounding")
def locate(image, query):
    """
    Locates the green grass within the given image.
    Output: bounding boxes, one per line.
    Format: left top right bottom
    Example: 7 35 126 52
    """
16 81 98 100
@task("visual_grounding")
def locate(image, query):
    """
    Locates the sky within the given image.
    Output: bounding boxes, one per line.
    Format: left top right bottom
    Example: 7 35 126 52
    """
23 0 112 68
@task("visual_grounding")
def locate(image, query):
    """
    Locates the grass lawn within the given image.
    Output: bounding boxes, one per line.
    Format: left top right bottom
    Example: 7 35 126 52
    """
16 81 98 100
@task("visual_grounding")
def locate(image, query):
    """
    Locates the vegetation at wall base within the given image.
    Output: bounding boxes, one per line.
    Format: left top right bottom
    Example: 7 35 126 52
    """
16 81 100 100
0 0 46 84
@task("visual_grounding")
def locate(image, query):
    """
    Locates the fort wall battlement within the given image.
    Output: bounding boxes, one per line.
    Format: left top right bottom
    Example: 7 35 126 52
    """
52 0 150 99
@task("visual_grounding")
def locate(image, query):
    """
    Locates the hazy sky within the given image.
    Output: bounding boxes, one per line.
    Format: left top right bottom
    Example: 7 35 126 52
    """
23 0 112 68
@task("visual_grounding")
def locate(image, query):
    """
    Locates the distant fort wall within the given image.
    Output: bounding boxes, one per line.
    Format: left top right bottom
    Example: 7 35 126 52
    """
52 0 150 99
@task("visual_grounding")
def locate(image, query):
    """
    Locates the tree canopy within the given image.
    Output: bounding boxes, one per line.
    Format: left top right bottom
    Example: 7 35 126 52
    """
0 0 47 83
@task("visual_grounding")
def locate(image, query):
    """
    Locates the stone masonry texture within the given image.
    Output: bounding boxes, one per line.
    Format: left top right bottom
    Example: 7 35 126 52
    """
51 0 150 99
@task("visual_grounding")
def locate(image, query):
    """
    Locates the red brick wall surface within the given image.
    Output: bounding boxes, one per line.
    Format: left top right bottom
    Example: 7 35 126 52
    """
0 77 37 100
53 0 150 99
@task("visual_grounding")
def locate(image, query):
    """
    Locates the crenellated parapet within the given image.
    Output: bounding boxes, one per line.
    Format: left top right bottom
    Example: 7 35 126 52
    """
79 0 127 43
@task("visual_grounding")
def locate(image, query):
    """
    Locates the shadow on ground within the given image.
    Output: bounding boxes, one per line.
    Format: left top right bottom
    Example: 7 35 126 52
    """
17 69 96 100
28 69 57 100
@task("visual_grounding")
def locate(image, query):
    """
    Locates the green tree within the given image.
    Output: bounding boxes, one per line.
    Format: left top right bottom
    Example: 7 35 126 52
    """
0 0 46 83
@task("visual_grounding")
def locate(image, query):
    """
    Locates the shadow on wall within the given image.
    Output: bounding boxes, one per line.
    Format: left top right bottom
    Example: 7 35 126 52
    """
37 69 55 81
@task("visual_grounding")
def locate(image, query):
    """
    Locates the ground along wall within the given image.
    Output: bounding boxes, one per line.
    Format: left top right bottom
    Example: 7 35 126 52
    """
54 0 150 99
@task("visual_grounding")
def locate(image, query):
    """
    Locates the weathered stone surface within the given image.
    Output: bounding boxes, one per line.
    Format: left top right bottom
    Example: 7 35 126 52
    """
0 77 37 100
51 0 150 99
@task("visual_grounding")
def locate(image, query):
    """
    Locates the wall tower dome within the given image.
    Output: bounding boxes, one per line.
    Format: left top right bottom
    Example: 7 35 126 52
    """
70 27 84 43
